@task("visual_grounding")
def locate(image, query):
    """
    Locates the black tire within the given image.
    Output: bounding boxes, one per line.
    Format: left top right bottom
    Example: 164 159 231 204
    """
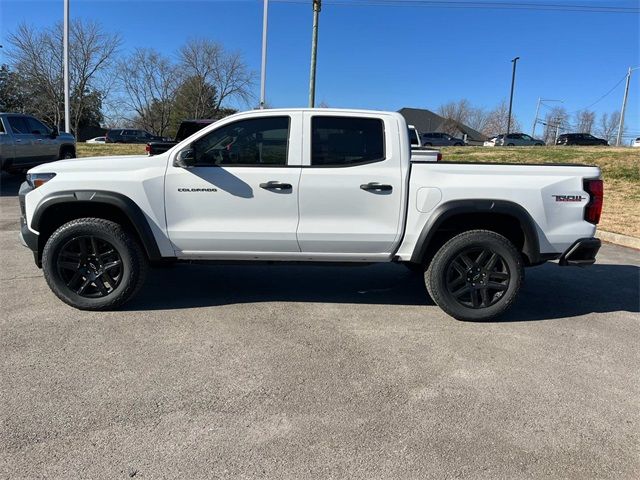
425 230 523 321
59 147 75 160
507 143 515 146
453 142 463 146
42 218 148 310
423 142 433 147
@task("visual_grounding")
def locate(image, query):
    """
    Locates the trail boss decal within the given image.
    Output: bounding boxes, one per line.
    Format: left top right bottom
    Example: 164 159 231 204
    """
178 188 218 192
552 194 585 202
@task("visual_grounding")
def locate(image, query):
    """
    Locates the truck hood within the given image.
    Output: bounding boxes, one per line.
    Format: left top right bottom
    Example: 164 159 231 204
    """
28 154 167 174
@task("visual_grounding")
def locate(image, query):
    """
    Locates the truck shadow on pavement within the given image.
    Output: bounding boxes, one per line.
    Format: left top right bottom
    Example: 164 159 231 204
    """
0 173 23 197
127 261 639 322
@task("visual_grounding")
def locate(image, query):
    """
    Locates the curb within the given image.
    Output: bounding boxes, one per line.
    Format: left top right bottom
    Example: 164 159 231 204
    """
596 230 640 250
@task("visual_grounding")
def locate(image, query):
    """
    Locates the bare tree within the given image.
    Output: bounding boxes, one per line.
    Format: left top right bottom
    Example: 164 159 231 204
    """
597 111 621 143
574 109 596 133
179 38 255 115
484 100 521 137
117 48 181 136
6 21 120 134
438 99 472 134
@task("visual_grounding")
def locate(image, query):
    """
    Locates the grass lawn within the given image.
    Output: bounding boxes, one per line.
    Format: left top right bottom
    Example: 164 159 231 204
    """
77 144 640 238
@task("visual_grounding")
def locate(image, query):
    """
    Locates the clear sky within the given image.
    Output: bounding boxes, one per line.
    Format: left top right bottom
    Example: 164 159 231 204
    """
2 0 639 138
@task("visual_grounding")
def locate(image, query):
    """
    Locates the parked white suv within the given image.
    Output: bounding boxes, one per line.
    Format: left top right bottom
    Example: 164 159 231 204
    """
19 109 603 321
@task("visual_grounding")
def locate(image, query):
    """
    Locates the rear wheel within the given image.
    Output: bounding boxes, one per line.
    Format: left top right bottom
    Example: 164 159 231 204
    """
425 230 523 321
42 218 148 310
423 142 433 146
453 142 463 146
507 143 515 146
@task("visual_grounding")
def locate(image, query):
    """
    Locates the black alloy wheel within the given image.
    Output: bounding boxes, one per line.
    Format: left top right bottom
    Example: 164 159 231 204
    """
445 247 510 309
56 235 123 298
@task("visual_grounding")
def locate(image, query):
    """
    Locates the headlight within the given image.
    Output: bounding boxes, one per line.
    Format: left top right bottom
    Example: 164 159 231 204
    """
26 173 56 189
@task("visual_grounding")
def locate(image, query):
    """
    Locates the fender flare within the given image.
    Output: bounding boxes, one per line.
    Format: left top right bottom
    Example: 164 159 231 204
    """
409 199 541 265
32 190 162 261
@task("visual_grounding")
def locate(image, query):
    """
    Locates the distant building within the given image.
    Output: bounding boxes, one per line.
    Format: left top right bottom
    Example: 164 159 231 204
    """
398 107 488 145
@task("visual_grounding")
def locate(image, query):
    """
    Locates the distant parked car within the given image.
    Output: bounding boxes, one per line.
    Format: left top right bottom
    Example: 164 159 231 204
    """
407 125 422 148
632 137 640 148
0 112 76 173
556 133 608 146
85 136 106 144
146 119 218 156
486 133 545 147
105 128 165 144
421 132 465 146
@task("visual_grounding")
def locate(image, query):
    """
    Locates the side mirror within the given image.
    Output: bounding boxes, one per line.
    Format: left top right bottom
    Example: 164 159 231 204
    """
50 126 59 138
173 148 196 168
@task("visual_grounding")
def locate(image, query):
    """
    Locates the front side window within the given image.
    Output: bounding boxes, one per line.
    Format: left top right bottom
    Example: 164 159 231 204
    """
27 117 49 135
311 116 384 166
192 116 290 166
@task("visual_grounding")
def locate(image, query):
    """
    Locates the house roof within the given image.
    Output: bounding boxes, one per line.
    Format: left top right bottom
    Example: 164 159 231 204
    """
397 107 488 142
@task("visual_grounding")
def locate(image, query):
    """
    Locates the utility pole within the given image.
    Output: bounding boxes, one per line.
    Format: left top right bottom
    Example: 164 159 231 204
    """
63 0 71 133
259 0 268 109
554 117 562 145
506 56 519 135
532 98 562 137
616 66 636 146
308 0 321 108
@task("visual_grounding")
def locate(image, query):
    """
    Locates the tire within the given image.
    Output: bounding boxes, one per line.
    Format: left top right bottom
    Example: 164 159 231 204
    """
425 230 524 321
59 147 75 160
453 142 463 146
423 142 433 147
507 143 515 146
42 218 148 310
534 143 544 146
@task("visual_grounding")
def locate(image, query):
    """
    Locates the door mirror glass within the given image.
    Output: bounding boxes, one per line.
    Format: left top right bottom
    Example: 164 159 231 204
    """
174 148 196 168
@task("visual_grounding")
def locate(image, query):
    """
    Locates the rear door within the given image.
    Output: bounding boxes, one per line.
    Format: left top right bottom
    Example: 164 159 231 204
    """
297 112 404 255
6 115 36 167
165 113 302 255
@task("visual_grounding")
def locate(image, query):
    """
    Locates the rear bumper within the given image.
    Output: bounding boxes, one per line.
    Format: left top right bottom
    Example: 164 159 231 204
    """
559 237 601 266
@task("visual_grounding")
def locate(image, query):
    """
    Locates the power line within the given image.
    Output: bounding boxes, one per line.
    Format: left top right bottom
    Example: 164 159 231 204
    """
272 0 639 13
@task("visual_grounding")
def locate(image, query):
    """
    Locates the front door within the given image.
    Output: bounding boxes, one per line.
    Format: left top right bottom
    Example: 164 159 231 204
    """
26 116 59 162
296 113 404 255
165 113 302 256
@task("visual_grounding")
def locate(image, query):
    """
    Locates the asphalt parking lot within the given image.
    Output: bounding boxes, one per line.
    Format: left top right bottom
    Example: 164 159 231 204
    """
1 173 639 479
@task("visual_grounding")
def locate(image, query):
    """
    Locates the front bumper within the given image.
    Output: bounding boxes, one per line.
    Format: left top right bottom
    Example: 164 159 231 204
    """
559 237 601 266
19 181 40 265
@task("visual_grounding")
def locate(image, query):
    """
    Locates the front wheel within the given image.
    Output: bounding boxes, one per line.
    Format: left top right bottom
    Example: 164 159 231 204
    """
425 230 524 321
42 218 148 310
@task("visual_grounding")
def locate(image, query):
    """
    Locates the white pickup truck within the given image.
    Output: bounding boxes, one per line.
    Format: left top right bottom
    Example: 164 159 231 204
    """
19 109 603 321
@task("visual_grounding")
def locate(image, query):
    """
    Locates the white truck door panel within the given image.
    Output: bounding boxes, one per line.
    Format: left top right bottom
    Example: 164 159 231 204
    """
165 113 303 255
297 113 404 254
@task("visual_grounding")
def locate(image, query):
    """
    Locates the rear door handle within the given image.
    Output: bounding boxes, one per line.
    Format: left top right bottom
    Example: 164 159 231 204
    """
360 182 393 192
260 181 292 191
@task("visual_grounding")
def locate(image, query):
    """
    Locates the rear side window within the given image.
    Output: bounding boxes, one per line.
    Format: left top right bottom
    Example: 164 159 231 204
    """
311 116 384 166
8 116 30 134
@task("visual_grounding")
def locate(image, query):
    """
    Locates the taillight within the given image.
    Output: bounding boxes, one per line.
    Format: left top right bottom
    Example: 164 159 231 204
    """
436 152 442 162
145 144 151 153
584 179 603 224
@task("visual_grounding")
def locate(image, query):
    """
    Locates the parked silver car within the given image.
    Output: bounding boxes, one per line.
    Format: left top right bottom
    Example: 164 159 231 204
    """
0 113 76 173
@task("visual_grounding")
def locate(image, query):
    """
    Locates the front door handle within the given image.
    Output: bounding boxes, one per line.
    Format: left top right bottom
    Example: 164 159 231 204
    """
260 181 292 191
360 182 393 192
